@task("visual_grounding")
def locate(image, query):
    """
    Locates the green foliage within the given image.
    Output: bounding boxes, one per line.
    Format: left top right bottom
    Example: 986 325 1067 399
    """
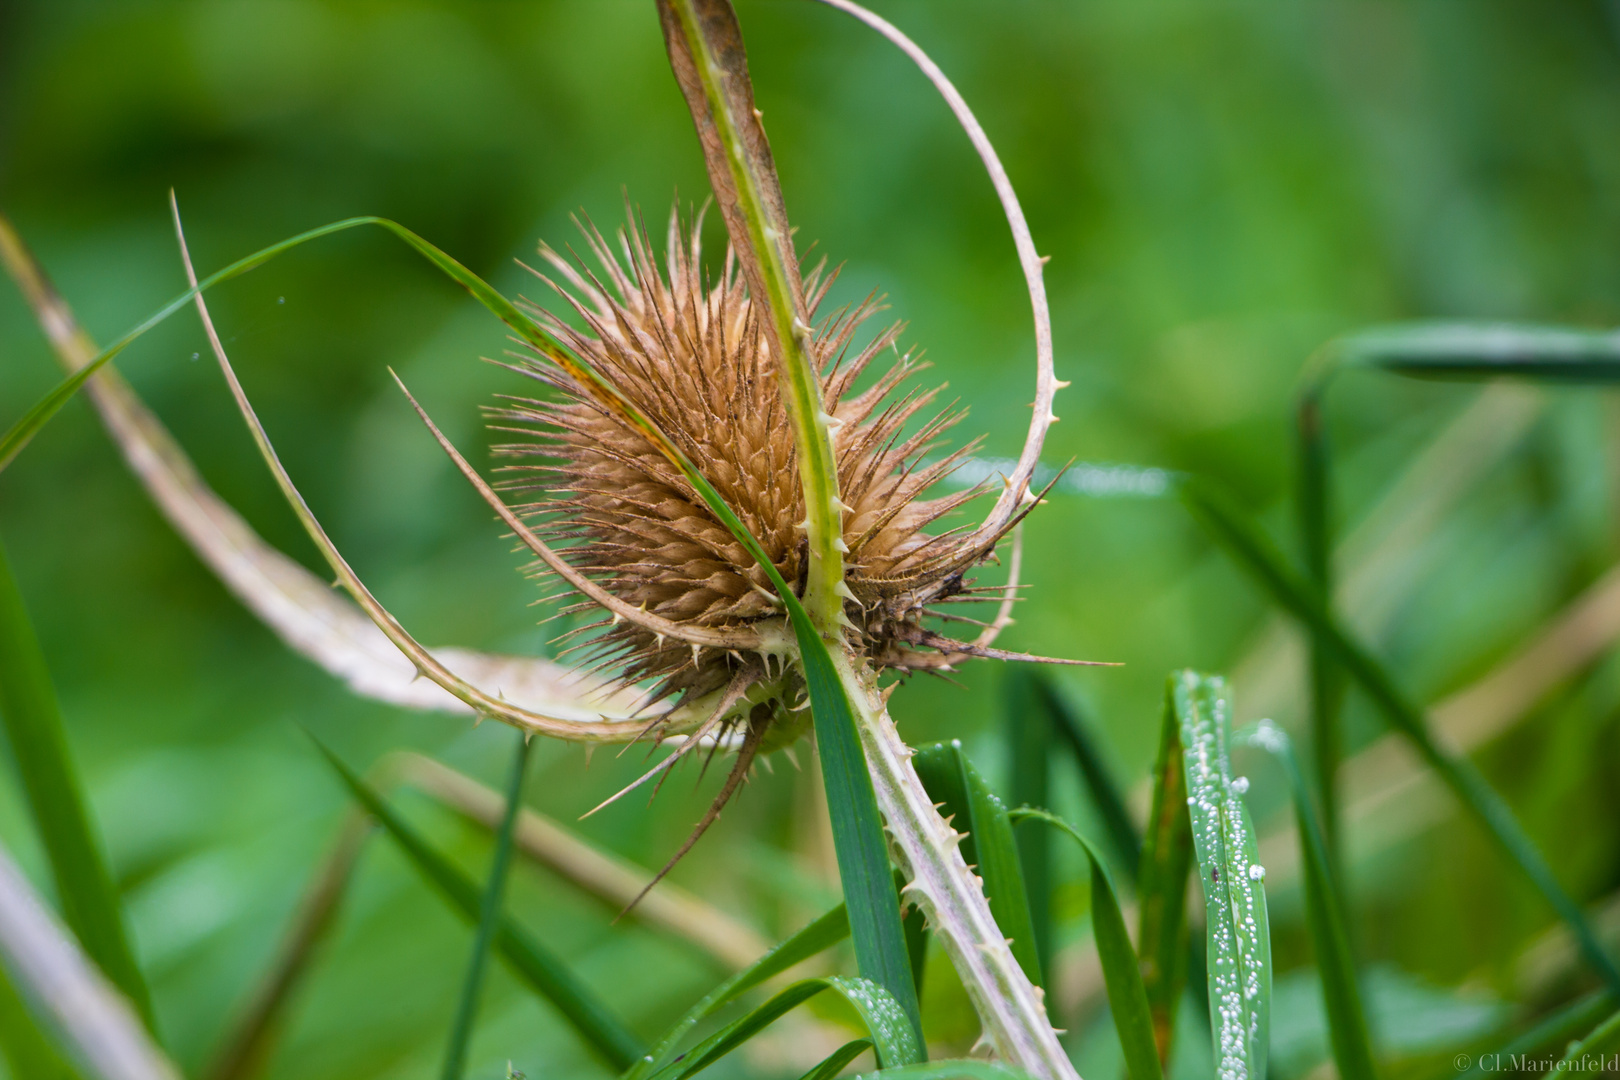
0 966 77 1080
1239 721 1376 1080
1011 809 1160 1080
1136 683 1195 1068
0 538 153 1032
313 739 644 1071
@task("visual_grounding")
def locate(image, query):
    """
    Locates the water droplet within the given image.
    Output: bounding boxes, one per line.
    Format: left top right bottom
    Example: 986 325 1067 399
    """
190 352 200 361
1248 864 1265 881
1231 776 1249 794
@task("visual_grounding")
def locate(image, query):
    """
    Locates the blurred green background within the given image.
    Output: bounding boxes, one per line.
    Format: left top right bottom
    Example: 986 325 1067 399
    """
4 1 1620 1076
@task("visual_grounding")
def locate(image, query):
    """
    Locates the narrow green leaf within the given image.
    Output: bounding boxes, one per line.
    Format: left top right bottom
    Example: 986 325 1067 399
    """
914 742 1041 987
1239 721 1376 1080
1136 681 1195 1067
1545 1007 1620 1077
1294 389 1346 865
442 731 532 1080
1460 990 1616 1079
0 536 154 1032
1011 809 1160 1080
310 739 643 1071
902 890 928 999
624 900 850 1080
1003 673 1051 986
650 976 920 1080
1177 475 1620 995
0 963 78 1080
1030 675 1141 874
1337 322 1620 382
857 1065 1034 1080
1170 671 1270 1080
798 1040 873 1080
793 622 923 1046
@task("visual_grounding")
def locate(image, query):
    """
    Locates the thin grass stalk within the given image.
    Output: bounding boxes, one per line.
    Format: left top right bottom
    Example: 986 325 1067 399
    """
1004 673 1052 985
1033 675 1141 872
1295 387 1346 866
205 809 371 1080
442 731 533 1080
0 536 154 1033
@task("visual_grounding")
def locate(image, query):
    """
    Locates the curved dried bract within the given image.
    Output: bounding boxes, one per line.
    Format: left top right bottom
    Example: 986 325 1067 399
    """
810 0 1060 583
493 209 1013 714
170 200 685 742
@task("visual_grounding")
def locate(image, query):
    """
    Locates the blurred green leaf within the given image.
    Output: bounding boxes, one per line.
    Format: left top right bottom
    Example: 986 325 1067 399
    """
1177 474 1620 995
857 1065 1033 1080
0 964 78 1080
312 739 644 1071
1003 672 1052 985
1240 721 1376 1080
1031 675 1142 877
1011 808 1160 1080
914 741 1041 987
1546 1006 1620 1077
1136 681 1194 1068
1170 671 1270 1080
1336 323 1620 383
627 902 851 1080
1461 990 1616 1080
649 976 920 1080
0 537 154 1032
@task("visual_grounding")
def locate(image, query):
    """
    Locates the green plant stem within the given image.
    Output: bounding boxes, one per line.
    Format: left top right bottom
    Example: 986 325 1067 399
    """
1296 388 1346 866
442 731 533 1080
833 652 1076 1080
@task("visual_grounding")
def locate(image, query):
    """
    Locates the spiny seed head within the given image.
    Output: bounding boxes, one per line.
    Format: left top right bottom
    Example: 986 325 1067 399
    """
489 207 1013 724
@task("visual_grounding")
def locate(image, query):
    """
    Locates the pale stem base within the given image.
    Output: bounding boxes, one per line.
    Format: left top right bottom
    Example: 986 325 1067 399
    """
833 650 1080 1080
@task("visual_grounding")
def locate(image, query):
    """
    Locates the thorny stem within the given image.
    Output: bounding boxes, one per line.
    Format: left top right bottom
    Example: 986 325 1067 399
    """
833 652 1078 1080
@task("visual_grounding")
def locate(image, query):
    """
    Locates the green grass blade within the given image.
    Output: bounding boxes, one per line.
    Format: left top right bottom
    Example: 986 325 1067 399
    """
1177 475 1620 995
1011 809 1160 1080
799 1040 873 1080
1337 322 1620 382
1003 673 1052 987
1031 675 1141 874
1240 721 1376 1080
902 890 929 999
1171 671 1270 1080
792 615 924 1045
913 742 1041 987
650 976 920 1080
0 963 79 1080
624 902 850 1080
1136 681 1195 1067
1545 1007 1620 1077
1460 990 1616 1079
1295 389 1346 864
310 739 643 1070
0 537 154 1032
441 731 532 1080
856 1066 1033 1080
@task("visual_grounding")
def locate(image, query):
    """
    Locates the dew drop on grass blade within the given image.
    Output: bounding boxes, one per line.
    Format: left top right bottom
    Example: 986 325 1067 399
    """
1172 671 1270 1080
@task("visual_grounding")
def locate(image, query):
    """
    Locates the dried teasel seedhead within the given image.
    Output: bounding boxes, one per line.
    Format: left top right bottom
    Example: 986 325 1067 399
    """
489 207 1023 735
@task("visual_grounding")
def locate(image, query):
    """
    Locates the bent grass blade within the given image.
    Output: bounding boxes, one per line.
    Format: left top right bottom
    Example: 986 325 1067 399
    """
311 739 644 1071
647 976 920 1080
1240 721 1376 1080
626 902 851 1080
0 538 154 1033
1171 671 1270 1080
1177 475 1620 996
1010 809 1160 1080
798 1039 874 1080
